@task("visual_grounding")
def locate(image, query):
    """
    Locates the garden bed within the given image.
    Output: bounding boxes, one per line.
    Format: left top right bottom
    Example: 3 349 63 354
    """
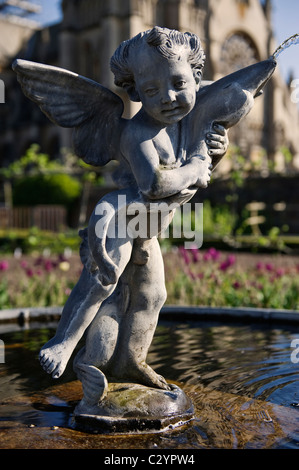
0 246 299 312
164 247 299 310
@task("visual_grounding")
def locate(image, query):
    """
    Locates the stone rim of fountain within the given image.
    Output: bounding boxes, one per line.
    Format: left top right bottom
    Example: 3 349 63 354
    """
1 305 299 332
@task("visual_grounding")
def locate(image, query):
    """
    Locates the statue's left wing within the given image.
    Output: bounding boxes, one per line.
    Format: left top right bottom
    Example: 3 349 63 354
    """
12 59 125 166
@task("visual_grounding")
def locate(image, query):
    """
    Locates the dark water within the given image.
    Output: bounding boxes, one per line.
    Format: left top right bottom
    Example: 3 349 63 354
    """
0 320 299 449
150 321 299 408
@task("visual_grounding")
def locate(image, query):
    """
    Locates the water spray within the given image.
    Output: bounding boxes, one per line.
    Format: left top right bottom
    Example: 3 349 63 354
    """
272 33 299 59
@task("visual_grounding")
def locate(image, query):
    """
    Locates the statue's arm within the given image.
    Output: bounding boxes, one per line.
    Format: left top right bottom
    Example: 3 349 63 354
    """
122 135 211 199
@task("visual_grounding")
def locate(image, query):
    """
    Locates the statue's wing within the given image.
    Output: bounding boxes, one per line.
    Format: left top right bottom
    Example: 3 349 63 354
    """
12 59 124 166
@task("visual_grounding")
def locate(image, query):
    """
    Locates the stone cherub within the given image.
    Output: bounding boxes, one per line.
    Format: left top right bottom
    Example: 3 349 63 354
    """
15 25 275 413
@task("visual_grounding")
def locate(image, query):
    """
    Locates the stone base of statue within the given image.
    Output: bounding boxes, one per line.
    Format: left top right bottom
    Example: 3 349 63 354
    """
72 382 193 434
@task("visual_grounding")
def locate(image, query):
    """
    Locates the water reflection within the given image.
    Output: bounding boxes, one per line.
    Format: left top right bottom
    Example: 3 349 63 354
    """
149 321 299 408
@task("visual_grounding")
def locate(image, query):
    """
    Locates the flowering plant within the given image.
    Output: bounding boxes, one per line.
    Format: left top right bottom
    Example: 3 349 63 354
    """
165 246 299 310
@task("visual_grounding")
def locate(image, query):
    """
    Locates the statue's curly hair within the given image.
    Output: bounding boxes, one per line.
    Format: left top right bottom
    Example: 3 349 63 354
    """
110 26 205 101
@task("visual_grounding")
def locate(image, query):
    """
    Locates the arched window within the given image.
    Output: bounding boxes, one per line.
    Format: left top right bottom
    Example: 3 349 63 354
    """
220 32 259 75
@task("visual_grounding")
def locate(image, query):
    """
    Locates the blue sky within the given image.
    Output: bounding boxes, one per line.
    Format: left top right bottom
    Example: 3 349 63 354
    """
29 0 62 26
30 0 299 83
272 0 299 82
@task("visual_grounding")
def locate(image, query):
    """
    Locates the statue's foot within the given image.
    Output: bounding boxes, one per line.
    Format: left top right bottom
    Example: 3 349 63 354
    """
39 343 71 379
135 363 171 390
111 362 171 391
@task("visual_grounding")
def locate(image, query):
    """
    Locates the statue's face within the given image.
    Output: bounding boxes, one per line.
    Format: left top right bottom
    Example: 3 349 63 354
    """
133 47 199 125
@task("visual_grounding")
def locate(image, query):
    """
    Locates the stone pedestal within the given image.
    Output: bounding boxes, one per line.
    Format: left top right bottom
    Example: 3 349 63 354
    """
73 382 193 434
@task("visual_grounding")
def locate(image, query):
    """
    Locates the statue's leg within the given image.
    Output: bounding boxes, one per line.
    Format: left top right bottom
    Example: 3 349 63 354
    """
39 231 133 379
72 280 127 405
41 266 96 346
108 237 169 390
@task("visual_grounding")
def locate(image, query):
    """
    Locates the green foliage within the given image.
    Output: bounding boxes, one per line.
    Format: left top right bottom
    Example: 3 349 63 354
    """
203 200 237 237
280 146 293 164
13 173 81 207
0 144 82 207
0 276 75 309
0 227 81 254
0 281 10 309
0 144 65 178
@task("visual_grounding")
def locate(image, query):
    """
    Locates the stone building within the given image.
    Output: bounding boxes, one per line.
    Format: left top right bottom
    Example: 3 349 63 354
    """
0 0 299 172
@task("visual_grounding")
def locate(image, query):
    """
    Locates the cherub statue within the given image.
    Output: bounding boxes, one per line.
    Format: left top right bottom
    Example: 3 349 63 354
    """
13 26 275 413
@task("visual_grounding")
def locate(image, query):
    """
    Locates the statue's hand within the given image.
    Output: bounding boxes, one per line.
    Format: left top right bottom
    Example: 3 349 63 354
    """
190 155 212 189
206 123 229 158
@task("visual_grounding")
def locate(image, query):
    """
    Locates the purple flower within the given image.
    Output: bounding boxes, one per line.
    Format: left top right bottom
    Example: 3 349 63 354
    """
20 260 28 268
0 260 9 271
203 248 221 262
219 254 236 271
256 262 264 271
203 252 212 261
26 268 34 277
208 247 220 261
265 263 274 272
44 260 53 272
189 246 200 263
233 281 241 289
34 256 43 266
179 246 190 265
227 254 236 265
275 268 285 277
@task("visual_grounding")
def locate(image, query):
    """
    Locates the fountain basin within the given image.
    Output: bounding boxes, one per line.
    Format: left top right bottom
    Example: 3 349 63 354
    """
0 306 299 449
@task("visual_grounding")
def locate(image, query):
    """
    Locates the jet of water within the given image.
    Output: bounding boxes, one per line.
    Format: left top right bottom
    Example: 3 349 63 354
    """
272 33 299 59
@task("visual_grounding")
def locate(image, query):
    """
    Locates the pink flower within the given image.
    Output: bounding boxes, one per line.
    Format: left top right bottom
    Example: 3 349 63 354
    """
265 263 274 272
207 247 220 261
179 246 190 265
20 260 28 268
219 254 236 271
34 256 43 266
228 254 236 265
0 260 9 271
233 281 241 289
203 252 212 261
276 268 285 277
26 268 34 277
189 246 200 263
256 262 264 271
44 260 53 272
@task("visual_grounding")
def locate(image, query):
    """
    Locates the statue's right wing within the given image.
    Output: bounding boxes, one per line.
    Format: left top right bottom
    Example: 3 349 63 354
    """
12 59 125 166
